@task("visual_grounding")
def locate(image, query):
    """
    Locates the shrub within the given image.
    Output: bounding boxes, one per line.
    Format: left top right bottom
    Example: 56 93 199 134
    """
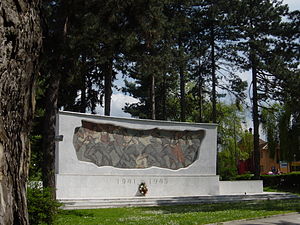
261 174 280 187
27 183 62 225
218 151 238 181
235 173 254 180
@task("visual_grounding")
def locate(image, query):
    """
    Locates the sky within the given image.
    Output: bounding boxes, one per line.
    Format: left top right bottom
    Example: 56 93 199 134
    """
99 0 300 119
283 0 300 10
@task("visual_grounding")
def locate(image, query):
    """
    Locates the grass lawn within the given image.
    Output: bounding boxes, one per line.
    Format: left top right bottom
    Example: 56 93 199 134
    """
54 199 300 225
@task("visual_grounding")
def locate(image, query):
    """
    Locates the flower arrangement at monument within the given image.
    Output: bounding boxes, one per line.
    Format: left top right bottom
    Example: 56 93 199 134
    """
138 182 148 196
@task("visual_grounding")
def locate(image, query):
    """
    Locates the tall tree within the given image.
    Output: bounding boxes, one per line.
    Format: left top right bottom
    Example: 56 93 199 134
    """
123 0 175 120
233 0 288 178
208 1 217 123
169 1 192 122
123 0 248 122
190 0 246 123
188 5 211 123
0 0 42 224
41 0 70 194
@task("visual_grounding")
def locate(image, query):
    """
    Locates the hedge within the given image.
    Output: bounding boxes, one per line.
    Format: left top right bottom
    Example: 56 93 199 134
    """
235 173 254 180
261 172 300 189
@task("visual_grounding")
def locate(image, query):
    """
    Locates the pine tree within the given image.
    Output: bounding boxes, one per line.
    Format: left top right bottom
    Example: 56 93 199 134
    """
232 0 289 178
189 0 247 123
123 0 177 120
41 0 71 195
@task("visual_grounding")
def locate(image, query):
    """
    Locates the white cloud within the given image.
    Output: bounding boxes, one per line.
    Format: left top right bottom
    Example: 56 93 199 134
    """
283 0 300 11
96 93 139 118
111 93 139 117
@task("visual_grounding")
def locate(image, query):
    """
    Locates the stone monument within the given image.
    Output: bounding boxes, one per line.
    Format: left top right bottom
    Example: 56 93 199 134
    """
55 111 262 201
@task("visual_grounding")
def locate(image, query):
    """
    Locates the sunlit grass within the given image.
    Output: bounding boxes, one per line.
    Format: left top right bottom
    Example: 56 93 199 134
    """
54 199 300 225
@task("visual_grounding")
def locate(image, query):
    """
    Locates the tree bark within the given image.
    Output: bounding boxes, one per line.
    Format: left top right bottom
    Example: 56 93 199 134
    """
150 74 156 120
179 66 186 122
210 25 217 123
179 39 186 122
42 75 60 196
0 1 42 224
198 73 203 123
41 1 69 197
80 56 87 113
250 47 261 179
162 74 167 120
80 77 86 113
104 58 113 116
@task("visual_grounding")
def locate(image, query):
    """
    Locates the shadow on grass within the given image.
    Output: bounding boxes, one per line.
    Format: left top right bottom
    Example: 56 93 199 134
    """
276 188 300 196
248 221 300 225
139 199 300 215
235 213 300 225
58 209 95 218
264 186 300 194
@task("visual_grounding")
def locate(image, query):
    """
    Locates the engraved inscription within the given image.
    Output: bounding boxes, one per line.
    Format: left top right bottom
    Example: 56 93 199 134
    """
117 178 168 185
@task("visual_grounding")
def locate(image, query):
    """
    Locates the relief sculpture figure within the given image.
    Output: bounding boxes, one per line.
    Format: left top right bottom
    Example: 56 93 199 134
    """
73 120 205 170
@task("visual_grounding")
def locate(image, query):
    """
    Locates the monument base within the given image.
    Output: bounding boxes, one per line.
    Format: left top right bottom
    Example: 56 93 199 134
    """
56 174 220 199
219 180 263 194
59 192 299 209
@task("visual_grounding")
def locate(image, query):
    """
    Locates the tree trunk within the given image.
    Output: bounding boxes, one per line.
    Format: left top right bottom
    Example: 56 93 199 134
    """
41 2 68 196
104 58 113 116
80 78 86 113
211 25 217 123
251 49 261 179
0 1 42 224
198 73 203 123
180 66 186 122
162 74 167 120
42 75 60 196
80 56 87 113
179 39 186 122
150 74 156 120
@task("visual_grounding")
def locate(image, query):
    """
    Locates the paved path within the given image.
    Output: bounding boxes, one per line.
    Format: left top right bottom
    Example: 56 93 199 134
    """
215 213 300 225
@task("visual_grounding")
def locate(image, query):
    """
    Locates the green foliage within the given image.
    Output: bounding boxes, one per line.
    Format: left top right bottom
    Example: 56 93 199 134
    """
218 148 238 180
217 103 244 147
235 173 254 180
239 130 253 160
214 103 254 180
216 103 254 179
27 184 62 225
261 105 281 159
38 0 299 119
29 135 43 181
40 0 299 124
261 104 300 162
